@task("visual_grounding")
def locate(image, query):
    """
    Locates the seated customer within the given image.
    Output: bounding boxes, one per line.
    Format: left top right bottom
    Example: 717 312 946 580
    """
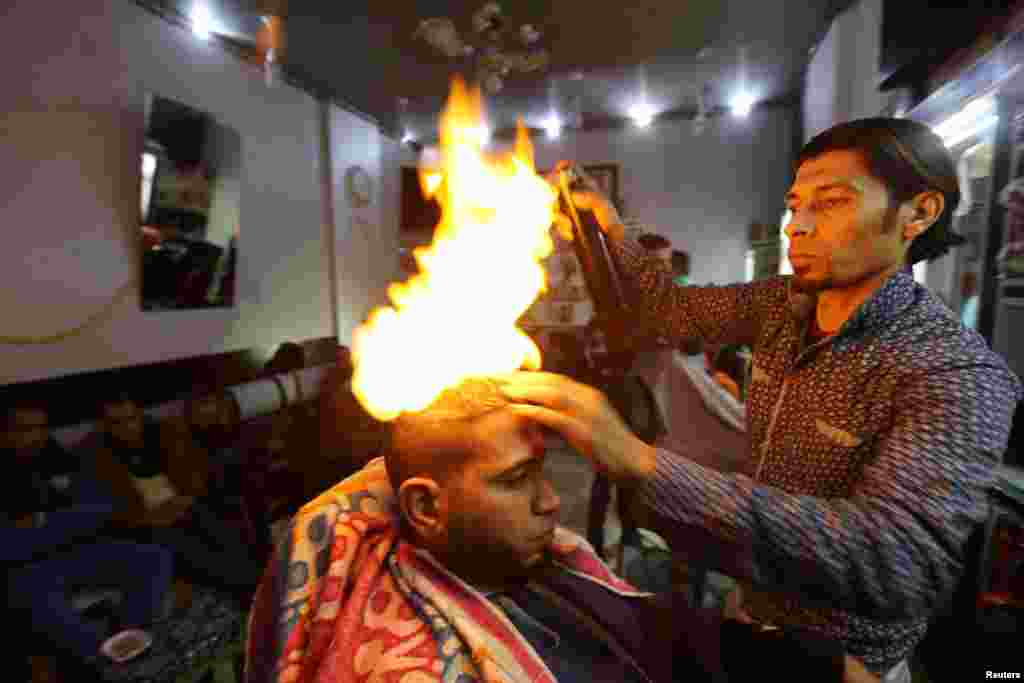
87 394 263 603
184 386 245 500
1 401 172 669
246 378 875 683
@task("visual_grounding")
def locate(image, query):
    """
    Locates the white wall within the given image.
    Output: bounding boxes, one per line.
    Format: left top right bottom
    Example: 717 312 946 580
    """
381 110 793 287
535 111 794 286
326 108 401 342
0 0 392 385
804 0 885 142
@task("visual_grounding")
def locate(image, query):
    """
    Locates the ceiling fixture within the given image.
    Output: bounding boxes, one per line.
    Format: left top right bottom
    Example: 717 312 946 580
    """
731 91 755 118
397 97 417 145
629 101 655 128
257 14 286 87
933 96 998 148
190 4 214 40
179 2 289 86
693 83 710 135
415 3 550 95
731 43 756 118
543 113 562 139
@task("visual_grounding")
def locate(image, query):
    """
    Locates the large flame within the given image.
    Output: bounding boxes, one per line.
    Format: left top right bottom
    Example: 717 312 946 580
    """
352 77 556 421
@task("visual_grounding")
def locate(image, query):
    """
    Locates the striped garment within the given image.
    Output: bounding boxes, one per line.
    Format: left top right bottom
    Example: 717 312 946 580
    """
610 238 1022 675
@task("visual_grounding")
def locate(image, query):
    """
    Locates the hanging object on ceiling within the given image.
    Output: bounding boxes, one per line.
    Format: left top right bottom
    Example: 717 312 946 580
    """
415 2 550 95
693 83 710 136
183 0 287 87
415 18 470 58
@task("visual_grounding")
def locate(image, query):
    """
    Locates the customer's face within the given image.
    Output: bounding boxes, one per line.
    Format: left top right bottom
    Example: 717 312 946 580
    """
783 149 908 293
439 409 561 575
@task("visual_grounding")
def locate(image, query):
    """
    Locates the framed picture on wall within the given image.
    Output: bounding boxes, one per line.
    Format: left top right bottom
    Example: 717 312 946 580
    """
583 164 619 206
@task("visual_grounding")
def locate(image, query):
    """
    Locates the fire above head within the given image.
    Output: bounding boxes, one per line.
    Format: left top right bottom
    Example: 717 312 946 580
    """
351 77 557 422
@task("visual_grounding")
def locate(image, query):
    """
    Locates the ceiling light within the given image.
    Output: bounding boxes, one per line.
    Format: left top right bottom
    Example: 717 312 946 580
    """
543 114 562 139
191 4 214 40
731 91 755 117
629 102 655 128
401 130 415 145
934 96 998 148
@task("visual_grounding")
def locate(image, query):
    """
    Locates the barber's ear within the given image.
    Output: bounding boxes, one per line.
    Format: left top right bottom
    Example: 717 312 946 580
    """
398 477 446 538
902 191 945 241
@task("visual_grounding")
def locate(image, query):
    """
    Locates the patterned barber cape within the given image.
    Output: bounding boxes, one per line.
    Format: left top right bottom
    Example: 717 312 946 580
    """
610 238 1022 675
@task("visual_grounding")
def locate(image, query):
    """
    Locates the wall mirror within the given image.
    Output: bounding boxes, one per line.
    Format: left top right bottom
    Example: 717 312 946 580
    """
140 94 241 310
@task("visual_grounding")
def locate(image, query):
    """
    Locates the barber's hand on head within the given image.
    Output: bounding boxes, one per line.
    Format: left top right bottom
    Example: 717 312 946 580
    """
497 371 656 483
546 161 625 243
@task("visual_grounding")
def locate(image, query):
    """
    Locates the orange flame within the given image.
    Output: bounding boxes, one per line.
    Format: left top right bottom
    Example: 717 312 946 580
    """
351 77 556 421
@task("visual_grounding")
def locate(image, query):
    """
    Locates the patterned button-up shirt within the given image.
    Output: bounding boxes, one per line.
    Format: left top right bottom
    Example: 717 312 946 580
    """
610 238 1022 675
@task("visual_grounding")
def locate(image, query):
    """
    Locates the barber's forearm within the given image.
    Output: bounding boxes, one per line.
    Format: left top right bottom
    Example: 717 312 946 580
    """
608 239 763 349
634 448 946 618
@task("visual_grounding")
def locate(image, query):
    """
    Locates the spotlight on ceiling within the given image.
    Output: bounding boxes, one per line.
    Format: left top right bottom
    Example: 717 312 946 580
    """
629 102 655 128
731 91 756 118
543 113 562 139
401 130 415 145
191 4 214 40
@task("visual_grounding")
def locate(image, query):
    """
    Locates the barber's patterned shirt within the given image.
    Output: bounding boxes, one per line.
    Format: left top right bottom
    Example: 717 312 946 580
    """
611 238 1022 675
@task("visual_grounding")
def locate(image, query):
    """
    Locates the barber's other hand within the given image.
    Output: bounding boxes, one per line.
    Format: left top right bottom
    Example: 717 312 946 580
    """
497 371 656 483
546 161 625 242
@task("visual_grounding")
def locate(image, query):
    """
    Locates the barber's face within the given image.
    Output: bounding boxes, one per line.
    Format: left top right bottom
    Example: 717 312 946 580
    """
784 149 907 294
442 410 561 575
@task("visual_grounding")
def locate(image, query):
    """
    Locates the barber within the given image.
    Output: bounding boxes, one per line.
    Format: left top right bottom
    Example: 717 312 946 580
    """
500 117 1022 682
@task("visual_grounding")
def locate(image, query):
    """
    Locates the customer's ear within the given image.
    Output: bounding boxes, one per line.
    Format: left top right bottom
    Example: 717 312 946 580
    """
398 477 446 539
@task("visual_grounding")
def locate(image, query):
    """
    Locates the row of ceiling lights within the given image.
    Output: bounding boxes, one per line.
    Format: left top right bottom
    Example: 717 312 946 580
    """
187 4 764 144
190 3 1004 155
401 90 760 145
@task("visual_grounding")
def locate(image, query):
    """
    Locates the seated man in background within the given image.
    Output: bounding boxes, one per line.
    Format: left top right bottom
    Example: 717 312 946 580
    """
2 400 172 671
246 378 876 683
88 394 263 604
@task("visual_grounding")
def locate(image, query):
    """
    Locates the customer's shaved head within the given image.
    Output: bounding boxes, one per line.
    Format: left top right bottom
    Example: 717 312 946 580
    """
383 375 559 585
385 377 509 493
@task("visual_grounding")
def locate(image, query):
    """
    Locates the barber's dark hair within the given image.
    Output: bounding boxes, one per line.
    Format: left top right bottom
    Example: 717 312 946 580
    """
796 117 964 265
